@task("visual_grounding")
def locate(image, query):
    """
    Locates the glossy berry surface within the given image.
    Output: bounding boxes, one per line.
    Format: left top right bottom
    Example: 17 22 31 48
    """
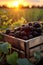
5 22 42 40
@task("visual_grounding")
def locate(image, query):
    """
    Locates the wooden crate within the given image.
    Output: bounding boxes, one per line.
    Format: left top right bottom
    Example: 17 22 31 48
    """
0 33 43 59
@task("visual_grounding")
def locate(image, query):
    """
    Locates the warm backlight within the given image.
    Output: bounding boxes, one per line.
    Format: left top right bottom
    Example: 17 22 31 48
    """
7 1 19 8
13 1 19 7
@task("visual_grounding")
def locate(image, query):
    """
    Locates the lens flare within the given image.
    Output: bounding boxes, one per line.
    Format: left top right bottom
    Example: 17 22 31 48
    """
13 1 19 7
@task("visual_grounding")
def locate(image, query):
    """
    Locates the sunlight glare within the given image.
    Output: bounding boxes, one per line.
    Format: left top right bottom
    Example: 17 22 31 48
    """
13 1 19 7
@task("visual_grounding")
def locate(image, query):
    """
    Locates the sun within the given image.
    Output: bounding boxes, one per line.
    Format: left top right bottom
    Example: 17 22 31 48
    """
13 1 19 7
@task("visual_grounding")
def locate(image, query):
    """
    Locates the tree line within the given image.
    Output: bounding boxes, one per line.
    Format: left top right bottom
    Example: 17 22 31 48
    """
0 5 43 9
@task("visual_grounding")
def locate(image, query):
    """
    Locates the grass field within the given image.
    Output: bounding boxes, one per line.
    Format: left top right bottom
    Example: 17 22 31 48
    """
0 8 43 21
2 8 43 21
0 8 43 31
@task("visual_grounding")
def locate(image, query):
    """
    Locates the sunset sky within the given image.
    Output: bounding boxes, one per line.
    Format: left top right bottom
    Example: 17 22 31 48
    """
0 0 43 7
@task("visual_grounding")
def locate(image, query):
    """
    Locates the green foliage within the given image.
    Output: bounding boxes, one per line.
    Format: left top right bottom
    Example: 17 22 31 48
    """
17 58 33 65
0 42 11 65
33 51 41 62
14 22 21 27
7 52 18 65
0 34 3 41
0 42 11 54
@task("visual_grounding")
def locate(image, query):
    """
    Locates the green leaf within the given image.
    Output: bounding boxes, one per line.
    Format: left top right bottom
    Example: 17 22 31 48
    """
17 58 33 65
0 34 3 40
7 52 18 65
33 51 41 61
0 55 4 62
0 42 11 54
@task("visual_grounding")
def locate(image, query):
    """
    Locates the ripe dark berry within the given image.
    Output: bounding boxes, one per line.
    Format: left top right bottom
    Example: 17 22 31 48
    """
28 23 33 26
22 36 28 40
36 28 42 35
20 31 26 36
14 31 21 38
33 22 41 28
6 29 10 35
32 31 39 37
28 34 33 39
